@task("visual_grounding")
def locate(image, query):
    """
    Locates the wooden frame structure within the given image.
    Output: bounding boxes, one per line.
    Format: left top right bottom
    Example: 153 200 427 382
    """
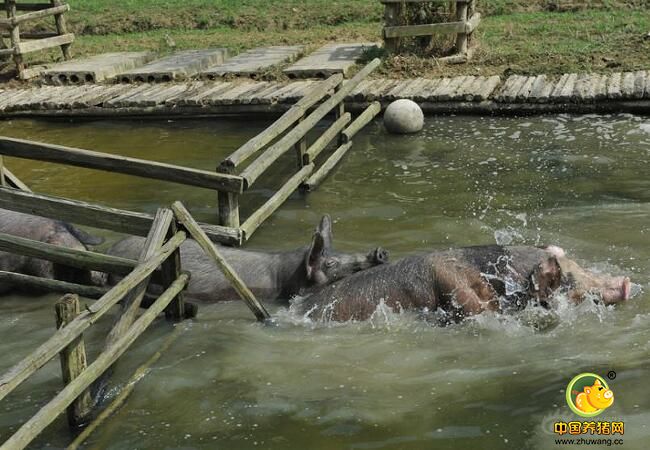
217 58 382 240
380 0 480 60
0 0 74 79
0 192 269 449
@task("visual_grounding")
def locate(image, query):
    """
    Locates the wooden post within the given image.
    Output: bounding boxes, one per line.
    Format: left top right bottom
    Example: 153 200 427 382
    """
171 201 270 322
55 294 93 429
455 0 469 55
333 86 346 145
294 114 307 169
51 0 72 60
383 2 402 54
5 0 24 77
0 156 6 186
161 218 187 321
216 165 240 229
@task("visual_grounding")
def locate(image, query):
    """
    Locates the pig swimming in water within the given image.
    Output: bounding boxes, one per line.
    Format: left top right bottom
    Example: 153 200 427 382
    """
107 215 389 302
297 245 632 323
0 208 105 294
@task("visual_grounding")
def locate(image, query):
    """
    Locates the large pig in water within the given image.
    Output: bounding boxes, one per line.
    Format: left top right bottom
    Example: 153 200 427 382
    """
297 245 632 323
107 215 389 302
0 209 105 294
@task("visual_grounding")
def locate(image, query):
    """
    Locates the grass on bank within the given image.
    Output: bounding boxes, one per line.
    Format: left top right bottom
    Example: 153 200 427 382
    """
1 1 649 81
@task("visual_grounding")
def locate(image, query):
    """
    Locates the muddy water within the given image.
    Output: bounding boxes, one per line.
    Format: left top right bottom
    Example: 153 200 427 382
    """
0 114 648 450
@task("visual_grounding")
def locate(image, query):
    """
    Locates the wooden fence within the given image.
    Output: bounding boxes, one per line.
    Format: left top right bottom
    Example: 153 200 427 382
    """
0 0 74 79
0 58 382 245
380 0 480 60
0 197 268 450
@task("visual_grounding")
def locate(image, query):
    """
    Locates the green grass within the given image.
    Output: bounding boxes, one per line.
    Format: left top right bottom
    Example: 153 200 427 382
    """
2 1 649 80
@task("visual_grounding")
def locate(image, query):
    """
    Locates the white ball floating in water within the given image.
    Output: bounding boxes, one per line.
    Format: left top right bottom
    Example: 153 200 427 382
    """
383 99 424 134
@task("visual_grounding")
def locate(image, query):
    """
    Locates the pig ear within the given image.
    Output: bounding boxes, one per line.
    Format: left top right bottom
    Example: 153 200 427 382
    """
305 231 326 279
316 215 333 250
530 256 562 297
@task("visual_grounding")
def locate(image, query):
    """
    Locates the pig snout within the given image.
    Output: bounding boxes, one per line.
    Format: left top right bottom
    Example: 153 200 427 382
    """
600 276 631 304
370 247 389 265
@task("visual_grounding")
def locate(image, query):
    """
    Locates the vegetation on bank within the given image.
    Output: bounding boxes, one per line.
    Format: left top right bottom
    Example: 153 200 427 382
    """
1 1 648 80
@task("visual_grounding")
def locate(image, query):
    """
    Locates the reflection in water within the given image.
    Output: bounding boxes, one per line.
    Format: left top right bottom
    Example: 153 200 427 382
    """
0 114 648 449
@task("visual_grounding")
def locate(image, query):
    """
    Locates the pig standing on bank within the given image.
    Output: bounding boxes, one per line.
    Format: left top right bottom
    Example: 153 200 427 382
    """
107 215 389 302
297 245 632 322
0 208 105 294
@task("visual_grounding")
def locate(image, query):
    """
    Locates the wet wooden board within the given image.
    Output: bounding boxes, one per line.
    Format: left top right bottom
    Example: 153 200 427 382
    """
117 49 230 83
40 52 155 84
284 43 377 79
200 46 303 79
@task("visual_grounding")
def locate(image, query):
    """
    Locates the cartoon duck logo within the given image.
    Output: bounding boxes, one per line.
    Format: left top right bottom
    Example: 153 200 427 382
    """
566 373 614 417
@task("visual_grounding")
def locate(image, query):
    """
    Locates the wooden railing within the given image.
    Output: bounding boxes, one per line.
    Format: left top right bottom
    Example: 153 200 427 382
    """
1 0 74 79
218 58 383 240
0 199 268 450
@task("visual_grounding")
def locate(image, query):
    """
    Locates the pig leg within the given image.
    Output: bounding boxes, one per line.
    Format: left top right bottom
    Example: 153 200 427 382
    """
436 265 499 317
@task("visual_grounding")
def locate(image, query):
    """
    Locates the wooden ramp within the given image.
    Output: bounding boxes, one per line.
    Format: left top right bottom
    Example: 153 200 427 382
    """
284 43 378 78
200 46 304 79
116 49 230 83
40 52 155 84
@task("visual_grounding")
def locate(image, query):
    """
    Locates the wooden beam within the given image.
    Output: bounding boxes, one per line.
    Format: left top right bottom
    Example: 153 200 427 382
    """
172 201 270 322
221 74 344 169
240 59 380 188
242 164 314 239
303 142 353 191
0 232 185 404
12 4 69 25
15 33 74 55
384 22 466 39
0 187 242 245
465 13 481 33
0 3 53 12
304 113 351 164
0 270 110 298
1 273 189 450
55 294 93 429
51 0 72 60
0 137 244 194
2 167 28 190
341 102 381 143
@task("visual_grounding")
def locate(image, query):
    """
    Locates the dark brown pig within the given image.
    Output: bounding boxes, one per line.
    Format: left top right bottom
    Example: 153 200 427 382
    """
297 245 632 322
0 208 105 294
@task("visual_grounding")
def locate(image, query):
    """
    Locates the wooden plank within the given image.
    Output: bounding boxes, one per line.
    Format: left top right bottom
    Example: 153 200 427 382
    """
246 82 285 105
240 59 379 188
645 71 650 99
0 271 110 299
385 80 414 101
51 0 72 60
222 74 344 169
207 82 264 106
572 73 596 102
621 71 636 99
632 70 646 99
384 22 466 39
549 74 570 100
502 76 527 103
278 81 316 103
172 201 269 321
1 273 189 450
452 76 477 101
3 167 31 192
303 142 353 191
240 164 314 239
304 113 351 164
438 76 466 101
346 79 374 102
412 79 441 102
284 43 377 78
557 73 578 102
237 82 272 105
342 101 381 142
606 72 622 100
70 84 134 108
15 33 74 55
113 84 171 108
474 75 501 101
0 136 244 193
594 74 608 101
175 82 232 106
202 46 303 78
13 4 69 24
162 81 206 106
429 77 452 101
118 49 229 82
0 233 186 404
515 76 537 102
0 187 242 245
528 75 549 103
368 79 399 101
0 231 138 276
55 294 93 428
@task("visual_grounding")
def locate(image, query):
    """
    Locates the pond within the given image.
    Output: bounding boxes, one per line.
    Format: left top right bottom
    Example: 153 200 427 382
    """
0 113 648 449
